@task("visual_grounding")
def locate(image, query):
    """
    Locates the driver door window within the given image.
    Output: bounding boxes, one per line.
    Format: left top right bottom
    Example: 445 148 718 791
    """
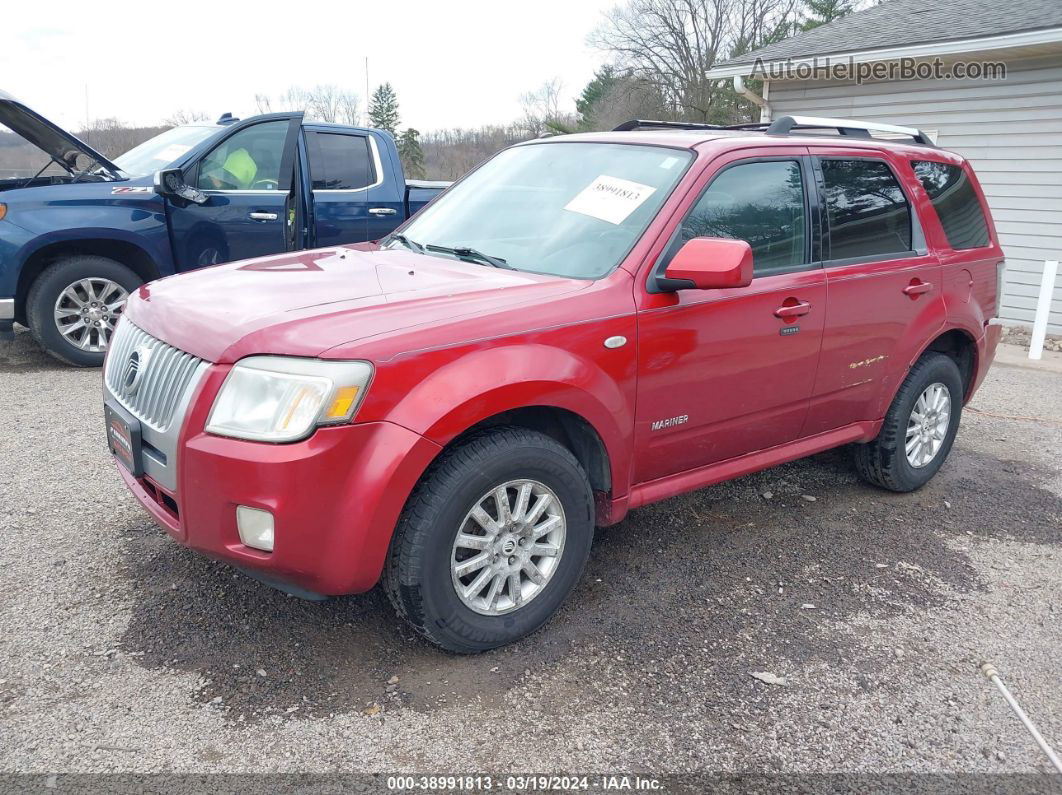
678 159 808 275
196 121 289 191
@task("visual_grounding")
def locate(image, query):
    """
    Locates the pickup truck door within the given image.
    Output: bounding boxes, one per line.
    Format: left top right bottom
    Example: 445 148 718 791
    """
305 128 404 246
165 114 302 270
633 148 826 484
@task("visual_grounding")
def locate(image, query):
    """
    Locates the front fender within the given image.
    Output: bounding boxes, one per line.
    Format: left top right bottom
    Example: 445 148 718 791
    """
362 341 637 497
6 186 175 278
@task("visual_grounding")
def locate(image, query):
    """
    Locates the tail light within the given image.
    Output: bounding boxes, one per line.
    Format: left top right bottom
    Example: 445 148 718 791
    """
995 260 1006 318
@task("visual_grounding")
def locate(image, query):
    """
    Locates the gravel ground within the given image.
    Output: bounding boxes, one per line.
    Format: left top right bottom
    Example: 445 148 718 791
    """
0 328 1059 781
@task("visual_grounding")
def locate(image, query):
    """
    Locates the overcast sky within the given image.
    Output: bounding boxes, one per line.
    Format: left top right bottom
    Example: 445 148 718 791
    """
2 0 618 133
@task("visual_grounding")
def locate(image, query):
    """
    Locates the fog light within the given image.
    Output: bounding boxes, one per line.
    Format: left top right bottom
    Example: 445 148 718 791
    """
236 506 274 552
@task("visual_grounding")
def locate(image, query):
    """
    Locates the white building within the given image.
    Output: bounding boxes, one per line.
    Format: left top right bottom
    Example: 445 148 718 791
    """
708 0 1062 333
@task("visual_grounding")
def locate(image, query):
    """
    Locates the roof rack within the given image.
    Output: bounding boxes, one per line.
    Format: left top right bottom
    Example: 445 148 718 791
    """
763 116 937 147
612 116 937 147
612 119 729 132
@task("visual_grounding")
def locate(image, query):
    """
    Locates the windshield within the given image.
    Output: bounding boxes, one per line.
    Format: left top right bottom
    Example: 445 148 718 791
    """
392 142 694 279
114 125 219 177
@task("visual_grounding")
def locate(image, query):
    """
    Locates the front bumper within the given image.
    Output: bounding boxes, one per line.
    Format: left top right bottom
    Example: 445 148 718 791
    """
116 418 441 595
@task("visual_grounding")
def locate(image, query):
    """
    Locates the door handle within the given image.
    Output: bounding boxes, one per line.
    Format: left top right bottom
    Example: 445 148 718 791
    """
368 207 398 216
248 212 278 221
774 300 811 319
903 280 933 297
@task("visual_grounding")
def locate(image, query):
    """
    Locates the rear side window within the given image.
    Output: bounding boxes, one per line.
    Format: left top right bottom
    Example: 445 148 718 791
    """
820 159 912 260
308 132 375 190
679 160 807 275
911 160 990 249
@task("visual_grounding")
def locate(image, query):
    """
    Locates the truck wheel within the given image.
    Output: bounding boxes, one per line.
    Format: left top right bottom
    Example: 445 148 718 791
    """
854 352 963 493
384 427 595 653
26 256 142 367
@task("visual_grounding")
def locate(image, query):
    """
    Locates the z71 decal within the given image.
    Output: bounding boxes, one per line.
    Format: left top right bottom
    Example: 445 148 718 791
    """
111 186 153 194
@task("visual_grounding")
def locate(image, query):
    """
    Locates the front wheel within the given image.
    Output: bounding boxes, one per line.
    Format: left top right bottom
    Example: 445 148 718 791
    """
383 427 595 653
854 352 964 492
26 255 142 367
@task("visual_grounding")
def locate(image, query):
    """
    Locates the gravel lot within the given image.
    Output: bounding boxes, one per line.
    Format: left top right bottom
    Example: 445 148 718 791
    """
0 328 1059 781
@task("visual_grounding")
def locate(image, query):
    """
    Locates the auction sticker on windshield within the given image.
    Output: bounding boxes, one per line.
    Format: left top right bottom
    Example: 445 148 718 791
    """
564 175 657 225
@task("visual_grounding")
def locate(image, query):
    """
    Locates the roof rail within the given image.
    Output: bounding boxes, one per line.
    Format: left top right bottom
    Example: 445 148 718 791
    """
612 116 937 148
763 115 937 147
612 119 729 132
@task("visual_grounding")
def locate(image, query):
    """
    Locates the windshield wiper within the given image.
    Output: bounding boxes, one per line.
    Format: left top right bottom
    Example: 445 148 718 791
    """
425 244 513 269
387 233 425 254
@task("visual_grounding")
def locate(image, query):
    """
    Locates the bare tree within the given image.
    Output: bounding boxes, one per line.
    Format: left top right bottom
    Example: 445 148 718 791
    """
337 91 361 126
254 85 360 124
520 78 578 136
589 0 798 123
419 125 530 180
164 109 209 126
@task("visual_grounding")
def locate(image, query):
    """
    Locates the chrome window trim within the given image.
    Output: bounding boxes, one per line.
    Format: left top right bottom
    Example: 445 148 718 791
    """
200 189 286 196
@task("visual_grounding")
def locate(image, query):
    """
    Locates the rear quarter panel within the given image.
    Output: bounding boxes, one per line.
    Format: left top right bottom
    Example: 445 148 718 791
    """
903 155 1004 396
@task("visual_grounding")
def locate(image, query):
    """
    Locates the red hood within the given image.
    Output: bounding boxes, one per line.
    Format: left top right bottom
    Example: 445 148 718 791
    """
125 246 588 363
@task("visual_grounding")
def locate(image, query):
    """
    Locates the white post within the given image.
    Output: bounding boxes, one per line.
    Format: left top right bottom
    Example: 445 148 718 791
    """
1029 259 1058 360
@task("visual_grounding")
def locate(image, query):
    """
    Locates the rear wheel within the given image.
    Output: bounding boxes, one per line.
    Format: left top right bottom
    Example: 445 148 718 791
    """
26 255 142 367
383 427 595 653
855 352 963 492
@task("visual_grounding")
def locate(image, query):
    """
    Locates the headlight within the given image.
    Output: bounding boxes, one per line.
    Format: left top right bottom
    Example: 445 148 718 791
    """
206 356 373 442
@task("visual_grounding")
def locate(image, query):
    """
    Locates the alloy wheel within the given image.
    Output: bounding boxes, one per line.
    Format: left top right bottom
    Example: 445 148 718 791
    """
905 382 951 468
450 479 567 615
53 278 128 352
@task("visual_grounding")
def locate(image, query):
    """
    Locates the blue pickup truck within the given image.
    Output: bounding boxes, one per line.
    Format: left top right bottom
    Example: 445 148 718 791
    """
0 91 448 365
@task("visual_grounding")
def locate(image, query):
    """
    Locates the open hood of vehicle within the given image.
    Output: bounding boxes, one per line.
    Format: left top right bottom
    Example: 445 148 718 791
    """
0 89 121 178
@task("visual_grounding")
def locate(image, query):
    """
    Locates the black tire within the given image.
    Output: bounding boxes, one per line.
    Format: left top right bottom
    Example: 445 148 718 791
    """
383 427 595 653
26 255 142 367
854 352 964 492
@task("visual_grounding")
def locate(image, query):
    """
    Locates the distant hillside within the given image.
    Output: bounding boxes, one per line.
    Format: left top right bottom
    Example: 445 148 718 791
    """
0 123 167 178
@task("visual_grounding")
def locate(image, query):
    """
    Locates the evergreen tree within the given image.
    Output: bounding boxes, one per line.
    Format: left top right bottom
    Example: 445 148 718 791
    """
801 0 856 31
575 66 620 127
369 82 400 136
397 128 426 179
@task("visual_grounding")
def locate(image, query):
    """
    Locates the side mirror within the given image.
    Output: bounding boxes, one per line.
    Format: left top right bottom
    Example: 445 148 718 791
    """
154 168 207 206
656 237 754 291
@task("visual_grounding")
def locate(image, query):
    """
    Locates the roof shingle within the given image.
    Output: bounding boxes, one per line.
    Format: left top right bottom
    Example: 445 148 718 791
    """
720 0 1062 67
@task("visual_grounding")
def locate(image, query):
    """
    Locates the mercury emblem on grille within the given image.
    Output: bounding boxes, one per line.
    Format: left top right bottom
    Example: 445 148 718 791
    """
123 345 152 396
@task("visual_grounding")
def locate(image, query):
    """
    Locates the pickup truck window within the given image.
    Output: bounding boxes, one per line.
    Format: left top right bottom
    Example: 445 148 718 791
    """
308 132 376 190
394 142 693 279
820 158 912 260
197 121 288 191
679 160 807 276
911 160 989 250
113 125 219 178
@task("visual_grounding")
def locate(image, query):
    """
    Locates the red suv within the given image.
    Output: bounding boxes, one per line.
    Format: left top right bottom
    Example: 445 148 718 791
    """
103 116 1003 652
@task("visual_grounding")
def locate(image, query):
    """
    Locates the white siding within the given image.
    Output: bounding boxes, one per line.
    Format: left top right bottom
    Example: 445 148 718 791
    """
768 55 1062 333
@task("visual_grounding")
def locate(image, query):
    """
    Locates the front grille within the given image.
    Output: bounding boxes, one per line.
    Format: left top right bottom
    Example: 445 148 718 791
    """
104 320 205 432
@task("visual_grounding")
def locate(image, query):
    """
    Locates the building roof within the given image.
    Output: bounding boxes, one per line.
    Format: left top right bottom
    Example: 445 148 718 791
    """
712 0 1062 72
